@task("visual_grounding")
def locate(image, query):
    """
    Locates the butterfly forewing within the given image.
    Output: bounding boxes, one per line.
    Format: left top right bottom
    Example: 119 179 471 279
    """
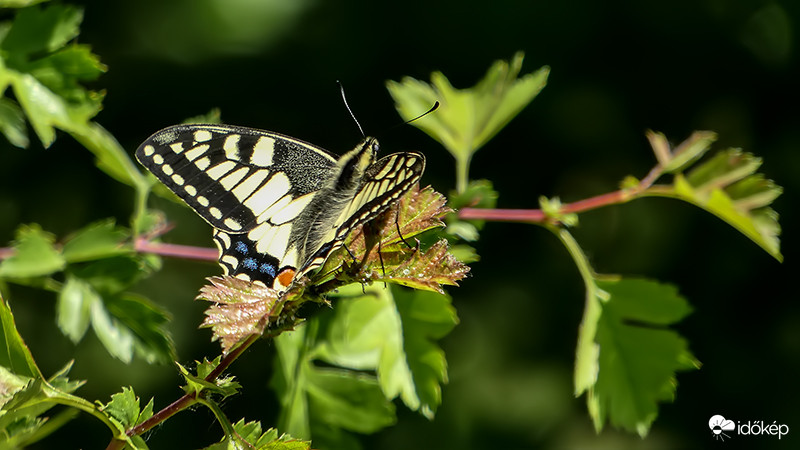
137 124 338 233
136 123 425 291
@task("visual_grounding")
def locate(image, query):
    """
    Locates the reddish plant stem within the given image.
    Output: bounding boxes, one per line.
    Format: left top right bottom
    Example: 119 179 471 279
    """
134 238 218 261
459 165 663 223
110 333 260 449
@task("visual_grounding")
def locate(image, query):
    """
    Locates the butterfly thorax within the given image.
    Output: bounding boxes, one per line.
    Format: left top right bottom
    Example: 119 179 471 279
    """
290 138 379 271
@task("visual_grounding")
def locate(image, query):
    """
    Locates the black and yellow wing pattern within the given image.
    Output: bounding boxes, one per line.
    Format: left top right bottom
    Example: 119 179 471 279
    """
135 124 424 291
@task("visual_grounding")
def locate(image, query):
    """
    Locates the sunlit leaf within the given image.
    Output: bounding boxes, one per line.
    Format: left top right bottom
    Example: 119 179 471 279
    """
575 277 698 436
105 293 174 364
56 275 96 342
376 239 470 293
665 149 782 260
0 97 29 147
272 311 397 441
62 220 130 263
0 292 41 378
0 224 65 278
320 285 457 418
207 419 311 450
100 387 151 430
647 130 715 173
387 52 549 159
90 298 134 363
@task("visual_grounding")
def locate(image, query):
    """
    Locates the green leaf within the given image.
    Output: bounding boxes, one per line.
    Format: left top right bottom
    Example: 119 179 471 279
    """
0 4 83 56
0 224 65 279
663 148 783 261
387 52 548 192
56 275 97 342
0 1 48 8
273 320 396 441
321 285 457 418
388 52 548 158
179 356 240 398
104 293 174 364
648 130 716 173
183 108 222 124
206 420 311 450
70 255 149 295
0 97 29 147
90 298 134 363
272 327 311 439
62 220 130 263
8 71 96 147
575 277 698 436
100 387 149 430
0 292 41 378
306 367 396 434
0 353 88 449
391 288 457 418
70 121 148 189
376 239 471 293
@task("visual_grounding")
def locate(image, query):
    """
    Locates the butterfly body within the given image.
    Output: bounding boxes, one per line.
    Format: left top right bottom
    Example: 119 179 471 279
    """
136 124 424 291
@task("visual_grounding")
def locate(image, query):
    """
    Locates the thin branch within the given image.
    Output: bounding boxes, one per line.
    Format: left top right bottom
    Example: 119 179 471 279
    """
134 238 218 261
458 164 665 224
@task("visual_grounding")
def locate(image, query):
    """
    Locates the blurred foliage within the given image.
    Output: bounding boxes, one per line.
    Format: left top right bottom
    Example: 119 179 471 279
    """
0 0 796 449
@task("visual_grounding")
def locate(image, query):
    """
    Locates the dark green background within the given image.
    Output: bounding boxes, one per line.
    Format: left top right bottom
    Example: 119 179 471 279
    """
1 0 798 448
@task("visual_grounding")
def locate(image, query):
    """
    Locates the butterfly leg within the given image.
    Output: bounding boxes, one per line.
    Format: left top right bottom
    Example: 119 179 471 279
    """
394 214 417 250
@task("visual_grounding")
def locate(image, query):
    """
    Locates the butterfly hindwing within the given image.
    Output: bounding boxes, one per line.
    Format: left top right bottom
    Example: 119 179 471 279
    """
296 151 426 277
136 123 425 291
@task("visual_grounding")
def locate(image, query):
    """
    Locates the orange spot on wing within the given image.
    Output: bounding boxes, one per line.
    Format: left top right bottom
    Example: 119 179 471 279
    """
276 268 296 290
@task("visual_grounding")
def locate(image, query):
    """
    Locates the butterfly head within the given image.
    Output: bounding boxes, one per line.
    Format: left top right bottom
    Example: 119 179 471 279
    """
338 137 381 181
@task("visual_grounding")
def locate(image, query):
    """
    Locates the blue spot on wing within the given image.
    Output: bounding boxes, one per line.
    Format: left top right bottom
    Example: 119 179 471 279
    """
242 258 258 270
259 263 276 277
235 241 248 254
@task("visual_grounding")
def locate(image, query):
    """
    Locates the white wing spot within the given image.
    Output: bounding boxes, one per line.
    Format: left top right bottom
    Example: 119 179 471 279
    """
197 196 209 206
207 160 237 180
224 218 243 231
185 144 209 161
221 255 239 270
161 164 173 176
232 169 269 202
171 174 185 185
143 145 155 156
224 134 240 160
251 136 275 166
170 143 183 153
256 194 293 222
195 156 211 171
185 185 197 196
209 206 223 220
270 192 315 224
375 163 394 179
245 172 290 212
194 130 213 142
152 154 164 165
219 167 249 190
254 223 291 256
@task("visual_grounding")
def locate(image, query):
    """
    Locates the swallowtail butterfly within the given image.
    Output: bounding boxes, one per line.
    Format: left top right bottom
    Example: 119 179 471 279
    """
136 124 424 292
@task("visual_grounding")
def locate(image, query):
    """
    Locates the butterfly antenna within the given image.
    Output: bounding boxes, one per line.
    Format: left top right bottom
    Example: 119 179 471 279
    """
337 80 365 138
405 101 440 125
381 101 440 136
